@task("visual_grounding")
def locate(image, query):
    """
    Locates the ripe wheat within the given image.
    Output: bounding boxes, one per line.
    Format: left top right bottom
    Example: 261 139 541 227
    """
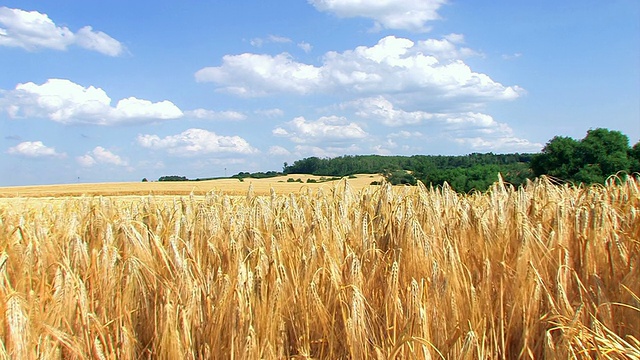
0 176 638 358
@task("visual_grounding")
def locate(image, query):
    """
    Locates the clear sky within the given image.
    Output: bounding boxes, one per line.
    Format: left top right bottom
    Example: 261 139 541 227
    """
1 0 639 186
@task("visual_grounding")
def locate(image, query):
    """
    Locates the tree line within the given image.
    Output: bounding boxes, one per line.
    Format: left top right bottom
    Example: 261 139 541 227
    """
151 128 639 193
283 153 534 192
283 128 639 192
531 128 639 184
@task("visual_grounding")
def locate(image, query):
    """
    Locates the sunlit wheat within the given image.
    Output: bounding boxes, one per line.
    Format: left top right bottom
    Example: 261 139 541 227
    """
0 176 638 358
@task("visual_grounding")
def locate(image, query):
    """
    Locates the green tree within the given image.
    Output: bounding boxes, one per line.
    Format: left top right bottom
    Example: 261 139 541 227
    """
158 175 188 182
530 129 634 184
628 141 640 174
530 136 580 179
577 128 630 177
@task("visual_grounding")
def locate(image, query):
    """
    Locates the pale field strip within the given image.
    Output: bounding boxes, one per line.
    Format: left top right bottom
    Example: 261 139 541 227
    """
0 174 385 199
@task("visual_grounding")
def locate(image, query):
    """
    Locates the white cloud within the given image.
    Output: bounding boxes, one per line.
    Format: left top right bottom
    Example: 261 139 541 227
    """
249 38 263 47
1 78 183 125
268 35 292 43
371 139 400 155
308 0 447 32
444 113 543 152
298 41 312 53
293 144 361 158
196 52 322 96
268 145 291 156
346 96 509 129
272 127 289 136
196 36 521 102
77 146 128 167
0 7 124 56
77 154 96 167
443 33 464 44
346 96 435 126
114 97 182 120
388 130 423 138
137 128 258 156
75 26 124 57
455 136 542 153
250 34 292 47
502 53 523 60
345 95 541 152
185 108 247 121
255 108 284 118
416 36 480 59
7 141 65 158
273 115 368 143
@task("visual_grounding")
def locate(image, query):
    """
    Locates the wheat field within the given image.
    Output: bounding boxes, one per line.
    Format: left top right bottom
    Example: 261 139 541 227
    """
0 177 638 359
0 174 383 198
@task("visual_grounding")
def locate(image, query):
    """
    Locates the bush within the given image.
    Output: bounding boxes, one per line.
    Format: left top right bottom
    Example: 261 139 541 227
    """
158 175 188 182
385 170 416 185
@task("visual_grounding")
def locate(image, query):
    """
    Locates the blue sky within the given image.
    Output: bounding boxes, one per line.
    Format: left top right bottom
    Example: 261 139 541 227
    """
1 0 638 186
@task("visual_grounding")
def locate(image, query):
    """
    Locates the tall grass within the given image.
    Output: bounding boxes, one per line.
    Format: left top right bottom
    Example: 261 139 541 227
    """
0 176 638 359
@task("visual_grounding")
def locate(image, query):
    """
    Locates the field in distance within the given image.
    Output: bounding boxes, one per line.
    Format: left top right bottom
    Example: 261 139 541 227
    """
0 174 385 198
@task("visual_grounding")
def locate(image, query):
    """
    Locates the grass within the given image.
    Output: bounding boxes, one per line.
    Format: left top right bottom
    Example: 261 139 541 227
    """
0 176 638 358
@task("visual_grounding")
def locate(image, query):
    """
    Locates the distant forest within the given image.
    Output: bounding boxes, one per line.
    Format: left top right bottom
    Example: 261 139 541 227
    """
156 128 640 193
283 153 534 192
283 128 639 192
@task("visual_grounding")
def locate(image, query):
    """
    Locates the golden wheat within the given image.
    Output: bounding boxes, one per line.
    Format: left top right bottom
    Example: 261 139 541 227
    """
0 176 638 359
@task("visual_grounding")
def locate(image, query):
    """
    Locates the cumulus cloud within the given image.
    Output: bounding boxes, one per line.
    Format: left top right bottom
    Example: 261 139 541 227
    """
371 139 402 155
185 108 247 121
7 141 65 158
137 128 258 156
345 95 541 152
293 144 361 158
268 145 291 156
455 136 542 153
346 96 435 126
308 0 447 32
196 53 322 96
346 96 505 129
273 116 368 143
76 154 97 167
77 146 127 167
0 7 124 56
447 115 542 153
196 36 521 102
416 35 480 59
1 78 183 125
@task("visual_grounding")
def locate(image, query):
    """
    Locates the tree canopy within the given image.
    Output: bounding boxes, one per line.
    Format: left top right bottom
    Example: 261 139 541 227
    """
280 128 638 191
283 153 534 192
531 128 638 184
158 175 189 182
